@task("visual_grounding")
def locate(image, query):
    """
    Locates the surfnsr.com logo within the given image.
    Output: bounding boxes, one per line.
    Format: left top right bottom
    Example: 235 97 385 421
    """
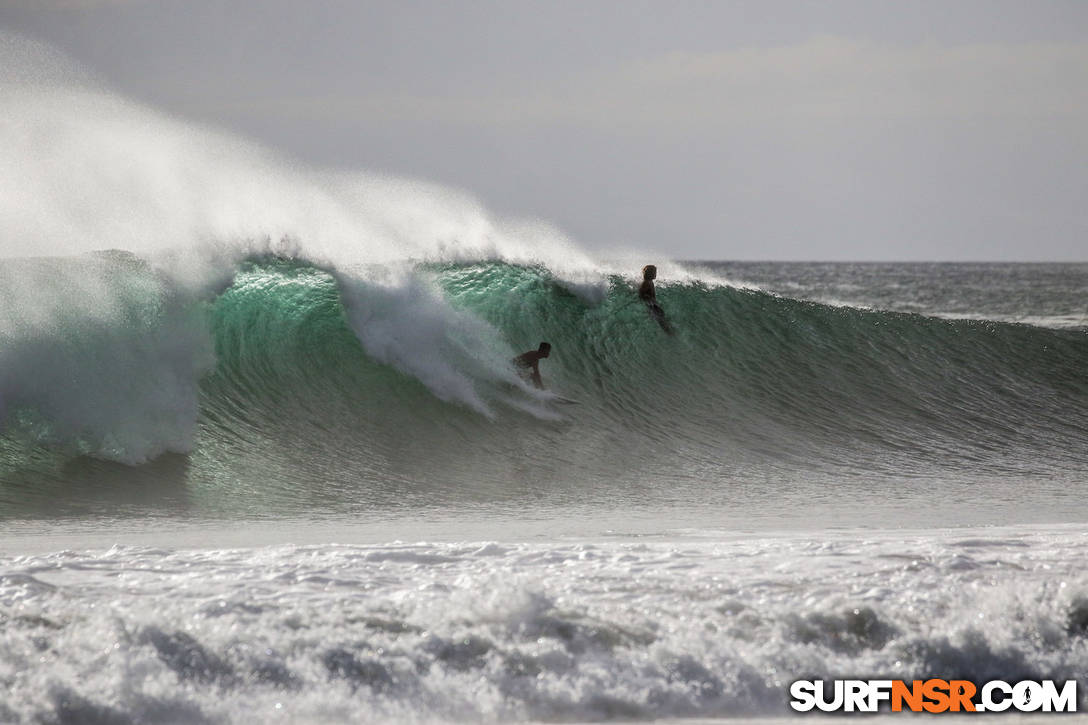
790 679 1078 713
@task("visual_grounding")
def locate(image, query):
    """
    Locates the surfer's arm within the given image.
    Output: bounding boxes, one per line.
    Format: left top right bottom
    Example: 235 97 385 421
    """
530 365 544 389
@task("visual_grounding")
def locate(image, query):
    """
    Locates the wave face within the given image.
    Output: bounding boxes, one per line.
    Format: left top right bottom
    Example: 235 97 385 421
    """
2 253 1086 519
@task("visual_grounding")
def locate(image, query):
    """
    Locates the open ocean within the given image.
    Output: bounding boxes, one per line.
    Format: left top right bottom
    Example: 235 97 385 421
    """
3 37 1088 723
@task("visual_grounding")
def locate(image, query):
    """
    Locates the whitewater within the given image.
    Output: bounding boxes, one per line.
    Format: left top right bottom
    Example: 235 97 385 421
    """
2 33 1088 723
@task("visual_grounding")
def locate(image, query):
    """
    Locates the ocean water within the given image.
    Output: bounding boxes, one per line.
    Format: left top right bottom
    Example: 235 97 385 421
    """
3 33 1088 724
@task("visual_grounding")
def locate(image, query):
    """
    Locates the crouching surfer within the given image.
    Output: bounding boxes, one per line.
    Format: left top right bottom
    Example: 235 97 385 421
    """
513 342 551 389
639 264 673 334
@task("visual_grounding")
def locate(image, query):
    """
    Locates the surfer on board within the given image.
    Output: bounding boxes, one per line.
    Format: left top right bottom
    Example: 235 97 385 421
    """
639 264 673 334
513 342 551 389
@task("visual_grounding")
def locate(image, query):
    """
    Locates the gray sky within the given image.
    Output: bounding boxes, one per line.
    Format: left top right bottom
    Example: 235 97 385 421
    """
2 0 1087 260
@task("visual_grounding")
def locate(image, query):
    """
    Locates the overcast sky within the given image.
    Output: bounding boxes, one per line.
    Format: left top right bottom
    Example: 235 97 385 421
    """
2 0 1086 261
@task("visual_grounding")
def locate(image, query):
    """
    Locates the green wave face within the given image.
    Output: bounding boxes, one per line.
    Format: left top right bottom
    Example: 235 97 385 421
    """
2 258 1087 517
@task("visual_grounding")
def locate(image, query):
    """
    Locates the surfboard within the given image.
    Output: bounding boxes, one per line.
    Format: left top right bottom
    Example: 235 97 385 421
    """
647 302 674 335
501 381 579 405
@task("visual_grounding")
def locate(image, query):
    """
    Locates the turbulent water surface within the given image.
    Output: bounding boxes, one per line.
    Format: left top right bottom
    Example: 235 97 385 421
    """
5 528 1088 723
2 34 1088 723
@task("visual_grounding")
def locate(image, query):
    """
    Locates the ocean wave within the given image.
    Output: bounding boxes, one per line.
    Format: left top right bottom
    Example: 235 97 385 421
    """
1 253 1085 490
1 31 1086 503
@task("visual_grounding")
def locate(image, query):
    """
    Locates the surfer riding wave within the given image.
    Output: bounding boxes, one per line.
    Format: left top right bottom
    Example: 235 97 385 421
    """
513 342 551 389
639 264 673 334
